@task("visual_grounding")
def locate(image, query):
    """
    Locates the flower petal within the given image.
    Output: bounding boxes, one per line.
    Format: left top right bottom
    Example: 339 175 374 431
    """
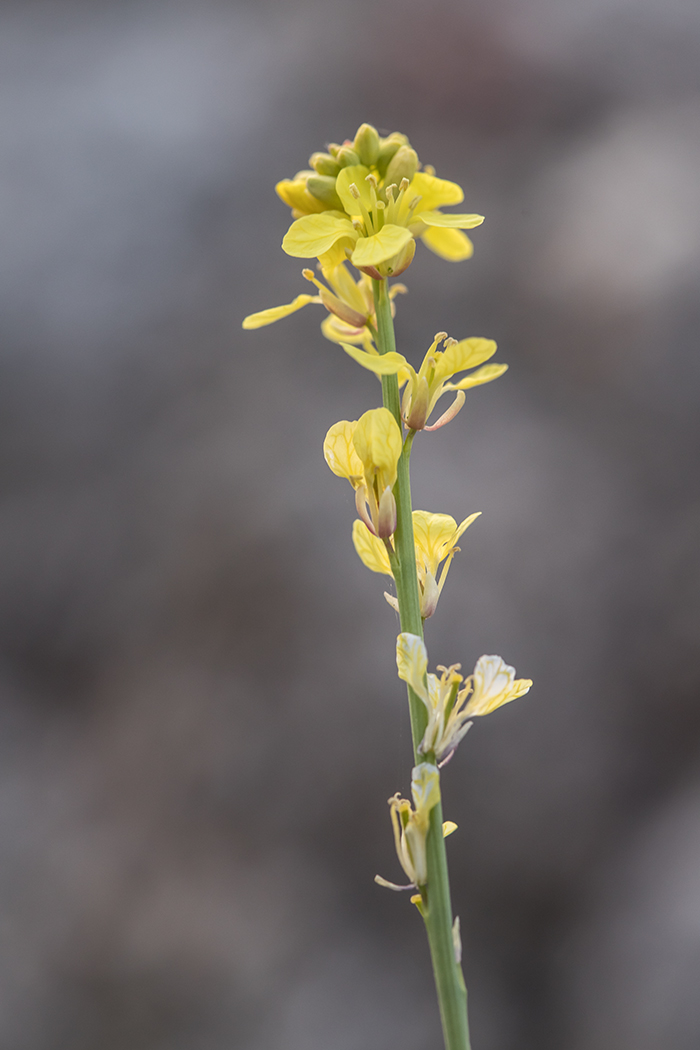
435 338 497 381
419 211 485 229
341 342 407 375
352 519 392 575
408 172 464 211
352 408 403 491
323 419 364 482
464 655 532 717
282 212 357 258
443 363 508 390
335 164 371 216
420 226 474 261
351 225 413 268
242 294 317 329
396 633 429 705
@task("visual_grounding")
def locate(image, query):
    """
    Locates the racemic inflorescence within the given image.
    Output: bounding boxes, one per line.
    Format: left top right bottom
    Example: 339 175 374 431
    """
243 122 532 1050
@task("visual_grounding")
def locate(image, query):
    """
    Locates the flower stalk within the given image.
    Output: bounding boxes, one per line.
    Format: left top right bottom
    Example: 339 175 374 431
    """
243 122 533 1050
373 275 471 1050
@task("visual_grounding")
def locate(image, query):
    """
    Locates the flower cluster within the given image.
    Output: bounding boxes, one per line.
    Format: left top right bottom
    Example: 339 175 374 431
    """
243 122 534 934
242 122 483 349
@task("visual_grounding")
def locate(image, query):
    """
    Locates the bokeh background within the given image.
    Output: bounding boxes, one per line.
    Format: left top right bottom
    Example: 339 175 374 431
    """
1 0 700 1047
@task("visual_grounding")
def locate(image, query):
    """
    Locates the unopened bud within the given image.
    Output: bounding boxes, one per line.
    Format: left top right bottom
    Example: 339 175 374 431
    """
337 146 361 168
419 571 440 619
327 142 342 157
376 486 397 539
378 236 415 279
385 146 419 188
376 132 410 174
306 175 343 209
353 123 380 166
405 374 431 430
309 151 341 177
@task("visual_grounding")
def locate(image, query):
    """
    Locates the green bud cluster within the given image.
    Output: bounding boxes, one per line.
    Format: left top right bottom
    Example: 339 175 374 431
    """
302 124 422 210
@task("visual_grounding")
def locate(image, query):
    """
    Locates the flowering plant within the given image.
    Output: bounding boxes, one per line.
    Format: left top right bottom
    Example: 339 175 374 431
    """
243 124 532 1050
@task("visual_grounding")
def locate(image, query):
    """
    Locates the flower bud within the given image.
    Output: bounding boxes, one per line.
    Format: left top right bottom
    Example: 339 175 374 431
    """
385 146 419 188
419 570 440 619
353 123 380 166
306 174 344 210
376 133 410 174
376 486 397 539
336 145 361 168
309 151 341 177
405 375 431 430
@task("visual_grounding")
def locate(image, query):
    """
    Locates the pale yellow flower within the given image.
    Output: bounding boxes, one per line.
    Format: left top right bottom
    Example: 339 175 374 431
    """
342 332 507 432
396 634 472 763
375 763 441 889
352 509 480 618
323 409 402 538
463 655 533 717
396 635 532 762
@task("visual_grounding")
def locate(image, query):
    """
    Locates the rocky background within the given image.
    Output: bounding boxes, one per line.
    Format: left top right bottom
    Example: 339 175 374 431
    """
1 1 700 1047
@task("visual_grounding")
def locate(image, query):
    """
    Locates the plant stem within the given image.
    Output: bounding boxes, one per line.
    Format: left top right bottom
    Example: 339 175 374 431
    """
372 277 471 1050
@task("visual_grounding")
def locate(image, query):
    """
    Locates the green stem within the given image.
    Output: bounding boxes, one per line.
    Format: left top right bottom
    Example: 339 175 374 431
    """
372 278 471 1050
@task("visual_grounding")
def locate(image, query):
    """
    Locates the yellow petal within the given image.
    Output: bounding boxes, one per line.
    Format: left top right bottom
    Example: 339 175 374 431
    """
242 294 317 329
408 172 464 211
323 420 364 482
342 342 407 375
282 212 357 258
335 164 371 216
453 512 481 543
420 226 474 261
351 225 413 268
419 211 484 229
412 510 459 573
396 633 429 704
352 407 403 491
433 338 497 382
443 363 508 390
352 519 392 575
442 821 458 838
322 262 370 315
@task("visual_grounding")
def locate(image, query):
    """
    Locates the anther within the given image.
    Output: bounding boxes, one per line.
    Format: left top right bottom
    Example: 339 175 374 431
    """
399 178 410 192
349 183 361 199
302 269 315 280
434 332 448 342
444 337 457 347
385 184 396 202
365 172 378 188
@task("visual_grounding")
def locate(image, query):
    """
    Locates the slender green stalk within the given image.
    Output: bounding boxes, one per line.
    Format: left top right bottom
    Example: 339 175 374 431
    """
373 278 471 1050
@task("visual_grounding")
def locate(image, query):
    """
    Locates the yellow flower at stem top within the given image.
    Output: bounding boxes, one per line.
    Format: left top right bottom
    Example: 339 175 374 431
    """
375 762 441 890
342 332 508 432
323 409 402 539
396 634 533 763
352 510 480 618
278 123 484 277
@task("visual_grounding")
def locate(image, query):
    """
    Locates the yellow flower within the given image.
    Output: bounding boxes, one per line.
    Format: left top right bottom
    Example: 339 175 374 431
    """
463 655 533 717
395 638 532 762
278 124 484 277
352 509 480 618
342 332 508 431
396 634 473 763
242 260 406 352
375 762 441 889
323 409 402 538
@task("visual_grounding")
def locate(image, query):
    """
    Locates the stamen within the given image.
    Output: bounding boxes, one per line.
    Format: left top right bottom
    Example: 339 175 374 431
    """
423 164 436 176
348 183 361 200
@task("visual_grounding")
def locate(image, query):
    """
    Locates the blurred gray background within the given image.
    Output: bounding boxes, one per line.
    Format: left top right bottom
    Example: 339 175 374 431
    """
1 0 699 1047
